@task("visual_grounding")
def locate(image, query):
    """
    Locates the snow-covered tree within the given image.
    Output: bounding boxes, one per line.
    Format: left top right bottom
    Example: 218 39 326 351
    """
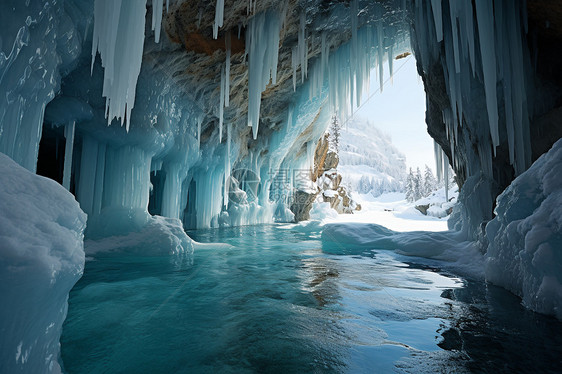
423 165 437 197
358 175 371 194
413 167 423 201
405 168 415 202
329 114 340 154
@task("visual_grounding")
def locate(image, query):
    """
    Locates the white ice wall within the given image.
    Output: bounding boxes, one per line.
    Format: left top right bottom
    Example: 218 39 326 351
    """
486 139 562 319
0 152 86 373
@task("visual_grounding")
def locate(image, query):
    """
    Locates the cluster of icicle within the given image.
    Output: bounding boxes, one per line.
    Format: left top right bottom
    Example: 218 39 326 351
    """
91 0 168 131
244 0 406 138
414 0 532 177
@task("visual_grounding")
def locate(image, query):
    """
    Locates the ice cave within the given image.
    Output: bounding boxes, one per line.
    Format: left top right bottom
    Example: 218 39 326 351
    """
1 0 561 372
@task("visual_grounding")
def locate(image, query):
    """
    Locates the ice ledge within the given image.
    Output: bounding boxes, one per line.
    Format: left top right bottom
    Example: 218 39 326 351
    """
0 152 86 373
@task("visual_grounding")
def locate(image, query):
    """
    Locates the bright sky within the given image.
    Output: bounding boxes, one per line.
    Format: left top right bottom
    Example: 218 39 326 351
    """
352 57 435 173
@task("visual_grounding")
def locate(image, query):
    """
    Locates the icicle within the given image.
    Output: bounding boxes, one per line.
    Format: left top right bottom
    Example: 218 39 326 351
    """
434 140 443 183
152 0 164 43
351 0 358 83
449 1 461 73
388 44 394 83
62 121 75 190
444 152 449 202
299 12 306 83
219 64 225 142
321 32 328 73
430 0 443 41
91 0 148 131
287 104 294 130
225 31 231 107
246 10 282 139
291 46 298 91
92 143 106 216
197 115 202 151
377 18 385 93
475 0 499 152
224 123 231 208
213 0 224 39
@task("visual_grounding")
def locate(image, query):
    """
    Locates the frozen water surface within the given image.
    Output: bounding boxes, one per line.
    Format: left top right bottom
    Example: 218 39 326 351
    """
61 225 562 373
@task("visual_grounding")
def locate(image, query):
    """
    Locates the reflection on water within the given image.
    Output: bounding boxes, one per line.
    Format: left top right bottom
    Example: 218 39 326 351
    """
61 224 562 373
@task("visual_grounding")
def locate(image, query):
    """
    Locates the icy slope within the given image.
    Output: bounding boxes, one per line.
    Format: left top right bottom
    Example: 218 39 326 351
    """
486 139 562 319
338 117 406 196
0 152 86 373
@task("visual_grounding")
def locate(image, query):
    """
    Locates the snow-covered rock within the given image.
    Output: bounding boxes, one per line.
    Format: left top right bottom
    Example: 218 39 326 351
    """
414 185 458 218
0 152 86 373
485 139 562 319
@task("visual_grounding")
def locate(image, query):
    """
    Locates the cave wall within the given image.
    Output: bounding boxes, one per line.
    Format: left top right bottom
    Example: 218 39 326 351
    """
0 0 411 235
410 0 562 241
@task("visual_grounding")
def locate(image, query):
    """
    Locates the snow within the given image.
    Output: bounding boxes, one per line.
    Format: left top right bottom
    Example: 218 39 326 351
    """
85 216 203 256
0 152 86 373
322 192 450 233
316 189 484 279
485 139 562 319
321 222 484 279
338 117 406 196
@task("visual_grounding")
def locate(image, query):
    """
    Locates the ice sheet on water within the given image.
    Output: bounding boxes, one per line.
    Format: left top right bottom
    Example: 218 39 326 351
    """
321 222 484 279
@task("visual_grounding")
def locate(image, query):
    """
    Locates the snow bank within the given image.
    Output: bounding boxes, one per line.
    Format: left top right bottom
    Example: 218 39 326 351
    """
85 215 233 256
0 153 86 373
322 222 484 279
86 216 195 256
485 139 562 319
310 201 339 221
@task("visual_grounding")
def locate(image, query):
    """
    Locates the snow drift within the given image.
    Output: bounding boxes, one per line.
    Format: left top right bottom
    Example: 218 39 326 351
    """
485 139 562 319
0 152 86 373
321 222 484 279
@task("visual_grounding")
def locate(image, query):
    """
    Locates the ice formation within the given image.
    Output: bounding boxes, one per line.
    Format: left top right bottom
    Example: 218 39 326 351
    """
0 152 86 373
486 139 562 319
413 0 532 178
91 0 148 130
0 0 412 234
245 9 282 139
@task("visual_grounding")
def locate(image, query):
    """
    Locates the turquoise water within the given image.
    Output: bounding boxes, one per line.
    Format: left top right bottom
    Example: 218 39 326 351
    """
61 224 562 373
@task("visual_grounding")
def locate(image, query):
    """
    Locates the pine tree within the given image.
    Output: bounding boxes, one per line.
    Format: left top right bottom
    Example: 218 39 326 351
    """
405 168 415 202
414 167 423 201
423 165 437 197
329 114 340 154
359 175 371 194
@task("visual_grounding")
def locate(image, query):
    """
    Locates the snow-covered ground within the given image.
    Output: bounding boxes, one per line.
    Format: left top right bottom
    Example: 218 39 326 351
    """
312 186 485 279
314 190 454 232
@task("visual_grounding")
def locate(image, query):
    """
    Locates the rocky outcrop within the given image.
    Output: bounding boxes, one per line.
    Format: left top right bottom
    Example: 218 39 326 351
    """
313 134 361 215
290 132 361 222
290 190 317 222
